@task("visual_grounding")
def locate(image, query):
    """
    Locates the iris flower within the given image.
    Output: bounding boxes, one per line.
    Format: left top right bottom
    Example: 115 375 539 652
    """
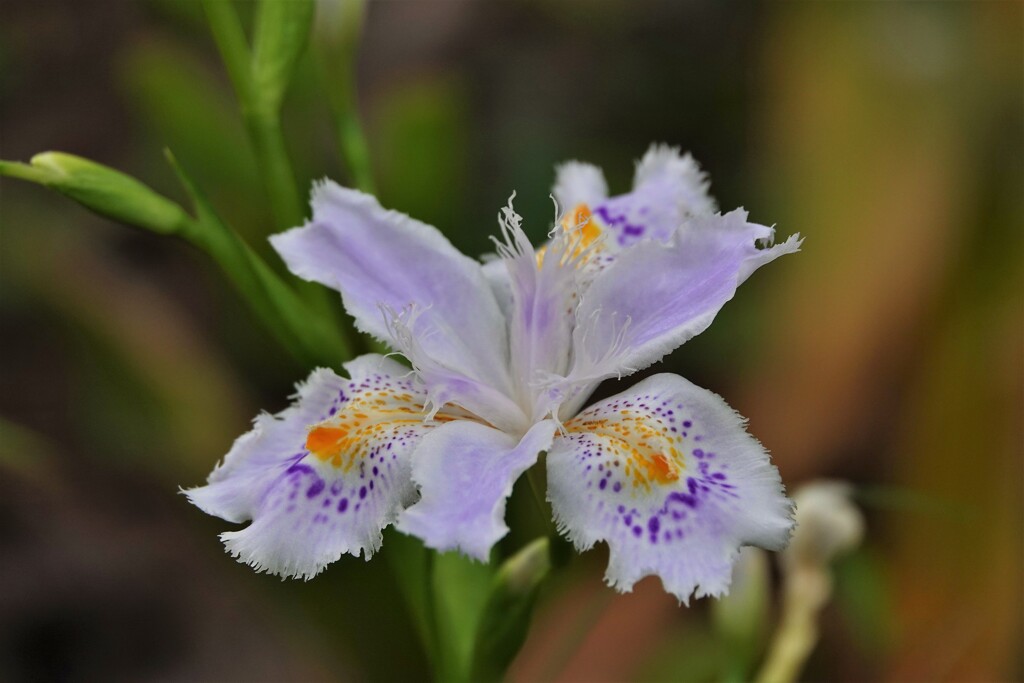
186 145 801 603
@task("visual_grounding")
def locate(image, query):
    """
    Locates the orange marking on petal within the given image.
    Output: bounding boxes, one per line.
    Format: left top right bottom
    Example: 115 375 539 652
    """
306 426 348 461
302 386 472 473
566 411 685 490
644 452 680 484
536 203 604 269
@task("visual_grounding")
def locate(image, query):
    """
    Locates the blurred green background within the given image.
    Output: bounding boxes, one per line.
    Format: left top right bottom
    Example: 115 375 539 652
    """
1 1 1021 681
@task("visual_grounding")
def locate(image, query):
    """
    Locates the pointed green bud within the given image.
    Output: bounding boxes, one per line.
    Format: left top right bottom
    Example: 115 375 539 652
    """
470 538 551 683
251 0 315 112
8 153 189 235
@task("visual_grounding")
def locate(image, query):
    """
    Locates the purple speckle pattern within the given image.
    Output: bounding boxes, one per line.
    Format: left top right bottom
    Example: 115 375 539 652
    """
555 390 738 548
189 146 796 590
586 144 716 250
591 181 684 249
188 356 440 579
547 373 793 603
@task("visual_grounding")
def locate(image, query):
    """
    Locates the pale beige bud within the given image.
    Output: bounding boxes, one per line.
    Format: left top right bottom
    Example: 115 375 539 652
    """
785 480 865 568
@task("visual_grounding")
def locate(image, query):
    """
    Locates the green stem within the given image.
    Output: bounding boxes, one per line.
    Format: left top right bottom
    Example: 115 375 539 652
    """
243 105 305 228
203 0 304 230
167 150 347 365
526 465 550 523
315 0 375 193
202 0 252 101
333 92 375 194
382 532 442 677
202 0 337 327
753 565 831 683
526 457 562 546
469 538 552 683
0 160 50 184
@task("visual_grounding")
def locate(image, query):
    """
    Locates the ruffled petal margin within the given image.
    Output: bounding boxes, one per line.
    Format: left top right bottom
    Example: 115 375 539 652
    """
560 209 801 413
553 161 608 210
397 419 557 560
546 373 793 604
271 182 520 427
185 355 441 579
589 144 717 249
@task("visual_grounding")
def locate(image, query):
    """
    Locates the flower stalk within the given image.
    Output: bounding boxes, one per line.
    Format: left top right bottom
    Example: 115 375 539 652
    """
314 0 375 193
202 0 312 231
754 481 865 683
754 563 833 683
470 538 551 683
0 151 348 367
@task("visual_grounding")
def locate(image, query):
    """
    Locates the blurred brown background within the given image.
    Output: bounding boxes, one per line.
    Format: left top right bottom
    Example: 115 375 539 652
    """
1 1 1021 681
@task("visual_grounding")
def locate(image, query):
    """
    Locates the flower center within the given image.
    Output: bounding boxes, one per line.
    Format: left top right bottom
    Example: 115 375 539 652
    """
565 408 686 489
304 391 453 470
534 204 604 269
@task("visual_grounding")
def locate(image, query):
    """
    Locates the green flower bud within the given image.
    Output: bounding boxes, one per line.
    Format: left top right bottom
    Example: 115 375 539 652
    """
21 153 189 235
470 538 551 683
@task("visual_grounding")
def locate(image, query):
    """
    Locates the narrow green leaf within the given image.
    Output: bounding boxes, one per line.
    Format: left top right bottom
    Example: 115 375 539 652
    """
201 0 253 103
164 150 348 365
469 538 551 683
202 0 305 230
252 0 315 112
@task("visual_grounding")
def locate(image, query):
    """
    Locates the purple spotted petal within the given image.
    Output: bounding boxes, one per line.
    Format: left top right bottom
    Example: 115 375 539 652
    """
185 355 441 579
270 182 521 427
591 144 716 249
546 373 793 604
397 419 557 560
557 209 801 416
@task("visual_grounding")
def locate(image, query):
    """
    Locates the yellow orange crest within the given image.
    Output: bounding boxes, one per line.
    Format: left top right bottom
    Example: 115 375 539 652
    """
304 389 445 470
536 203 604 269
565 408 686 490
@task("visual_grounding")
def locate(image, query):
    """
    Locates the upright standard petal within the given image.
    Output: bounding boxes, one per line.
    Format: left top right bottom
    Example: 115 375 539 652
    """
590 144 716 248
560 209 801 413
270 182 518 422
492 198 591 419
546 374 793 604
185 355 442 579
553 161 608 210
482 146 718 352
397 419 557 560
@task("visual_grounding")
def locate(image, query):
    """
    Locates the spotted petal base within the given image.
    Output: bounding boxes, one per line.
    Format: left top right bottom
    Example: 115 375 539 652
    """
186 355 441 579
546 373 794 603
